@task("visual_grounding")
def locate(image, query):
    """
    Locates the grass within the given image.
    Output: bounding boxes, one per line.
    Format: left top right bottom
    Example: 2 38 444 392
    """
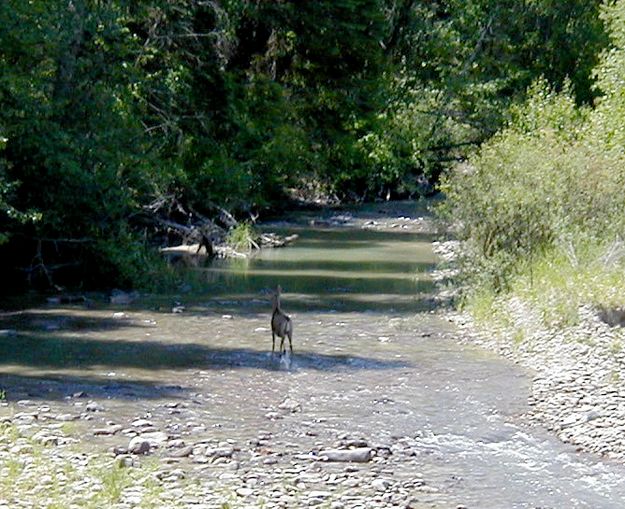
94 463 133 505
464 240 625 333
0 422 185 509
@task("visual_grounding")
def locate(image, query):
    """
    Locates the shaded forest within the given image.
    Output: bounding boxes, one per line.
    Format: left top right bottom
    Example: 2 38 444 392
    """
0 0 608 289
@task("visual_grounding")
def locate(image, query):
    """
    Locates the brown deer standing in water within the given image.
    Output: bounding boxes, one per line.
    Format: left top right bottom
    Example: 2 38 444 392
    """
271 285 293 355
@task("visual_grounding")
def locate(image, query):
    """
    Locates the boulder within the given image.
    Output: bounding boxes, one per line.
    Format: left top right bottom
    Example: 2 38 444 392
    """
318 447 372 463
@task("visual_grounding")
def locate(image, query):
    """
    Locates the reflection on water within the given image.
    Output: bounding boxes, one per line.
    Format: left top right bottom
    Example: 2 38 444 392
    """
2 202 625 508
201 226 438 313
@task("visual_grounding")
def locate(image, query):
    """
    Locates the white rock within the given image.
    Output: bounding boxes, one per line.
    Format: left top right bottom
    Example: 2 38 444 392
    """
278 398 301 413
372 478 391 491
319 448 372 463
140 431 169 448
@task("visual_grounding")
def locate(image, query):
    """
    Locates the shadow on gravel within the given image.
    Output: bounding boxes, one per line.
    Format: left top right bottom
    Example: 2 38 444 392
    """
0 333 410 372
0 372 187 401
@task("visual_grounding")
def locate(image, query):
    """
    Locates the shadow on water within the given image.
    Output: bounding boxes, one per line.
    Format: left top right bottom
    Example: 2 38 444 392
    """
224 258 434 273
193 225 439 313
194 291 437 314
0 310 146 332
0 332 409 373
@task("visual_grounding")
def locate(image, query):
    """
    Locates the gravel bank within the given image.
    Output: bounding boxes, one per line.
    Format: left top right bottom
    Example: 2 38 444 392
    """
436 238 625 461
0 410 434 509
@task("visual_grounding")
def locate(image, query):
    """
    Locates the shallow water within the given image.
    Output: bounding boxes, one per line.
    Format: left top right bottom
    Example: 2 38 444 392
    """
2 202 625 508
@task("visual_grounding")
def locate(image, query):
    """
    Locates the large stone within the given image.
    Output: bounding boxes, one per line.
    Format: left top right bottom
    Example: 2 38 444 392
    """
132 418 154 428
318 448 373 463
128 437 151 455
85 402 104 412
207 446 234 458
278 398 302 413
140 431 169 448
94 424 123 436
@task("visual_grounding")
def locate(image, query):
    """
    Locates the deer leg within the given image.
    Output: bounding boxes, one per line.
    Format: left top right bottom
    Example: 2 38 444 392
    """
279 335 285 356
272 332 276 355
288 331 293 353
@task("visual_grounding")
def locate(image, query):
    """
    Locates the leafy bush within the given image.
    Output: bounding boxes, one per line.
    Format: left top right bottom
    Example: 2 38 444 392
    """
440 0 625 324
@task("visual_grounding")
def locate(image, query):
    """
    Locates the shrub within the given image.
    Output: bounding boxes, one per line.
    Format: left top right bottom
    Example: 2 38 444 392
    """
226 221 259 252
439 0 625 324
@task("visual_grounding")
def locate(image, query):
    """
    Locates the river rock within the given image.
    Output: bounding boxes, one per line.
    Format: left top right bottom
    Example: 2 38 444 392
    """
116 454 136 467
319 448 373 463
207 445 234 458
278 398 301 413
94 424 122 436
132 418 154 428
128 437 151 455
169 445 194 458
371 478 391 491
140 431 169 448
85 402 104 412
32 432 60 446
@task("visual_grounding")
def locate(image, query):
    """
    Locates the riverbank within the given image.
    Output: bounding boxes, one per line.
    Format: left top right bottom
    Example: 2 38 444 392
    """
435 239 625 461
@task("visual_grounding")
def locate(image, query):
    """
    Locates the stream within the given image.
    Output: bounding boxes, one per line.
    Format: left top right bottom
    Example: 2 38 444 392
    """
2 201 625 508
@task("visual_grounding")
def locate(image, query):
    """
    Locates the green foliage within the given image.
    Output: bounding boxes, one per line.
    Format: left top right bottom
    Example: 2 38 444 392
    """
94 463 132 504
441 0 625 324
0 0 613 290
226 221 259 251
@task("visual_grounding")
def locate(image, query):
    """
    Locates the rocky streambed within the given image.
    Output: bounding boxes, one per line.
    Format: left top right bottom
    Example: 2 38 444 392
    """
2 202 625 509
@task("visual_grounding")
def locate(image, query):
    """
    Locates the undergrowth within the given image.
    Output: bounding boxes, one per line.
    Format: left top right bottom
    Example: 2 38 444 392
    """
440 1 625 329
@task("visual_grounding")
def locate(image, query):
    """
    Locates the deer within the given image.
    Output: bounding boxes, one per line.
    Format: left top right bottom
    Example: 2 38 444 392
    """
270 285 293 356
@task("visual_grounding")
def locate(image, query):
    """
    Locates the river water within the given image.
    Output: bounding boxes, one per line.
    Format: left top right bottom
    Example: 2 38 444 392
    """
2 201 625 508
